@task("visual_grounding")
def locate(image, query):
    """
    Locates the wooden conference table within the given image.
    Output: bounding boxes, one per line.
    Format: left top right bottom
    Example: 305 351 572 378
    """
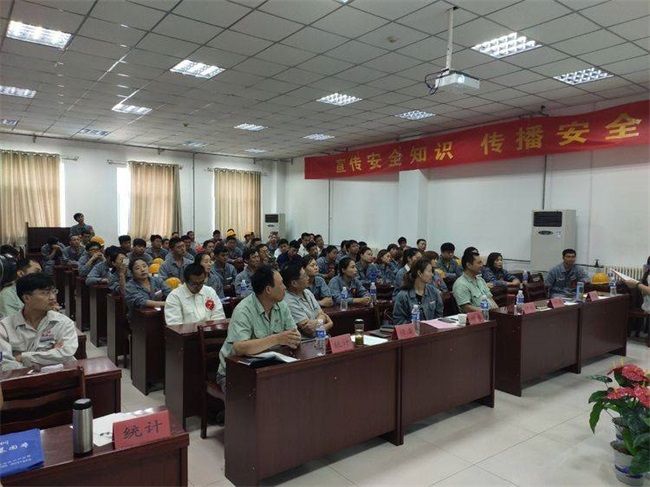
1 406 188 486
225 320 496 486
0 357 122 418
490 293 628 396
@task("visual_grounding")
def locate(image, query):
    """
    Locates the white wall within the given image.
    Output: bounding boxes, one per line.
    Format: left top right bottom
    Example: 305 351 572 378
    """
0 133 281 245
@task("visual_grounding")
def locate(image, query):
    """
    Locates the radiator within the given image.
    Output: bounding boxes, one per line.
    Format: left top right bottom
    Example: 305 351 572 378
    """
605 265 645 281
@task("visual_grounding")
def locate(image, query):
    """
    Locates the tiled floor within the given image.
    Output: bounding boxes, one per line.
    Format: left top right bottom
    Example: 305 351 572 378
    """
86 339 649 487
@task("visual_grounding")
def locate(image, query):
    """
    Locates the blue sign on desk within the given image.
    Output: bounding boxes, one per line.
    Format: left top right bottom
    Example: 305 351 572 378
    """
0 428 44 477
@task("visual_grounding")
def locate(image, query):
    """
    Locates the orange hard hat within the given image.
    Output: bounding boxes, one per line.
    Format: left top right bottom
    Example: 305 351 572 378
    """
149 263 160 274
165 277 181 289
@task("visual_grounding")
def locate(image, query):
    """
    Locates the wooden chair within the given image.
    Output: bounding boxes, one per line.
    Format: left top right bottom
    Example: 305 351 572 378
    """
197 323 227 439
529 272 544 283
490 285 508 307
1 367 86 434
376 283 394 301
524 281 547 302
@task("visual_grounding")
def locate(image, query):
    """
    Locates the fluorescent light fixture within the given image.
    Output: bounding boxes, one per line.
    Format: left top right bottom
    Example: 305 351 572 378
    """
0 85 36 98
396 110 435 121
234 123 266 131
317 93 362 106
7 20 72 49
183 141 207 148
111 102 152 115
304 133 335 140
553 67 613 85
170 59 225 79
245 149 267 153
78 128 109 137
472 32 540 59
1 119 18 126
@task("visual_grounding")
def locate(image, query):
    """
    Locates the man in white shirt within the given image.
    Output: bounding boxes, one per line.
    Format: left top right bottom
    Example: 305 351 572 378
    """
165 264 226 325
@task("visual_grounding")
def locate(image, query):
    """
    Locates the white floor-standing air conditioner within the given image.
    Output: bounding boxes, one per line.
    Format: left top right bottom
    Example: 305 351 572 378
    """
530 210 577 271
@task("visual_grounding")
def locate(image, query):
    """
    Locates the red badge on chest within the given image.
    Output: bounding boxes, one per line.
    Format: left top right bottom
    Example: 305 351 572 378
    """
205 299 215 310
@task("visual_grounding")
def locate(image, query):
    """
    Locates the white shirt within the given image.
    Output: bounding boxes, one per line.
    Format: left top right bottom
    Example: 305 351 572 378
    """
298 245 309 257
164 284 226 325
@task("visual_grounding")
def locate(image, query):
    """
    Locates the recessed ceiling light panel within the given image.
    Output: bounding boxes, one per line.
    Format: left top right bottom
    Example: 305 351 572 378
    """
78 128 109 137
396 110 435 120
7 21 72 49
1 119 18 126
304 133 335 140
170 59 225 79
472 32 540 59
245 148 267 153
553 67 613 85
317 93 362 106
234 123 266 131
183 141 207 148
111 103 152 115
0 85 36 98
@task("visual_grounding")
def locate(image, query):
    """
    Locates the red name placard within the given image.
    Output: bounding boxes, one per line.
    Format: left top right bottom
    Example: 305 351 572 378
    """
548 298 565 308
586 291 600 302
305 101 649 179
113 410 171 450
328 334 354 354
522 302 537 315
392 323 418 339
467 311 485 325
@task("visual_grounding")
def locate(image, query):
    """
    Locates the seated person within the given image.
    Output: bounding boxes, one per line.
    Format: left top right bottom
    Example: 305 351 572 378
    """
281 263 333 337
398 236 408 250
164 264 226 326
118 235 132 254
482 252 520 288
375 249 396 286
546 249 589 298
0 273 78 370
345 240 360 262
69 212 95 238
0 258 42 319
356 246 380 286
393 259 444 325
41 236 66 275
86 246 127 293
329 257 371 306
274 238 289 260
78 240 105 277
302 255 333 307
267 233 279 255
394 248 422 296
622 256 650 314
416 239 427 252
317 245 338 280
80 229 93 246
336 240 348 263
213 245 238 287
202 239 216 257
297 232 311 257
422 250 448 292
305 241 319 260
452 249 497 313
182 235 196 257
63 235 86 267
256 243 277 269
196 252 225 299
438 242 462 279
234 248 262 296
128 238 153 265
225 236 243 263
387 244 401 273
314 234 325 254
216 265 301 392
146 234 168 260
277 240 301 269
124 257 170 319
159 237 194 282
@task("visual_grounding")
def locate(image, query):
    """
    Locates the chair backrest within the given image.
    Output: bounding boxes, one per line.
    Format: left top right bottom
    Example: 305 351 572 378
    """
197 324 227 382
491 285 508 307
381 308 394 328
376 284 394 300
524 281 547 302
529 272 544 283
1 367 86 434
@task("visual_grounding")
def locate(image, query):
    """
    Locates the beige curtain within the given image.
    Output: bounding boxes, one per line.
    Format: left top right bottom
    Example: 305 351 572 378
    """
128 161 181 239
214 169 261 236
0 150 60 245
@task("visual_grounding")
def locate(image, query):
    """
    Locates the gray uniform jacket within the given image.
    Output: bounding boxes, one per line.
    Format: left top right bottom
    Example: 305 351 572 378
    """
159 255 194 282
392 285 444 326
124 276 171 319
308 276 332 300
328 275 369 305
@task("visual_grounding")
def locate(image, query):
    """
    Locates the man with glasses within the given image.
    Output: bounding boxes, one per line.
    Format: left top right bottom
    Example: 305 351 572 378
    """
0 273 78 370
164 264 226 326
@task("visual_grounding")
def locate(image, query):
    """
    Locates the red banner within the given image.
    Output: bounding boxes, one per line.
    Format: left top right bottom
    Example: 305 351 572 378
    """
305 101 649 179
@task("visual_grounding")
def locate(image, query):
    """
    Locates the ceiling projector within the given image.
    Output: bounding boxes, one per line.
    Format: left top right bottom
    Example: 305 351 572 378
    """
434 70 481 93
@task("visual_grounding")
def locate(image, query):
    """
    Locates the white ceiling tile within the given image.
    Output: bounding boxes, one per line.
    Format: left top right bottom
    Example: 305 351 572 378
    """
90 0 167 30
351 0 432 20
2 38 62 62
451 0 523 15
363 52 422 73
437 48 491 70
312 6 388 38
298 55 353 76
530 57 593 77
68 37 130 60
236 58 287 77
208 30 273 56
336 65 388 83
129 0 180 10
137 33 200 58
396 36 453 62
190 46 246 68
273 68 325 85
1 1 12 18
367 74 416 91
464 60 520 79
77 18 147 46
608 16 650 41
282 27 348 53
553 30 626 55
579 43 647 65
308 76 357 92
633 37 650 50
397 2 477 36
153 14 222 44
481 87 528 102
449 18 511 48
490 70 545 86
580 0 650 27
124 48 182 69
255 44 316 67
356 22 429 51
602 55 650 75
487 1 571 31
505 46 567 68
11 0 85 32
30 0 95 14
231 11 304 42
259 0 337 24
326 40 389 64
172 0 251 27
522 14 600 44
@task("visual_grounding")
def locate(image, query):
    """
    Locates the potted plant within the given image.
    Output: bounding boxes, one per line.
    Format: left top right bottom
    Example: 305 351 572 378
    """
589 363 650 485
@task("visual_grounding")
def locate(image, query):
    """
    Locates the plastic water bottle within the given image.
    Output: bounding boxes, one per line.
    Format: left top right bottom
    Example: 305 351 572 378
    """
576 281 585 301
315 320 326 356
480 295 490 321
369 282 377 305
522 270 529 284
411 304 420 335
340 286 348 311
516 288 525 314
609 277 617 296
240 279 249 297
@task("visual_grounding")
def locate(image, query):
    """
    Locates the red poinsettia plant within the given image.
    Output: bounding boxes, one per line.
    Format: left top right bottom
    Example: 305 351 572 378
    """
589 363 650 475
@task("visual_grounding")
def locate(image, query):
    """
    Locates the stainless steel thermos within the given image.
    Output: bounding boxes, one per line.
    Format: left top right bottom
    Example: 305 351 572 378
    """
72 398 93 455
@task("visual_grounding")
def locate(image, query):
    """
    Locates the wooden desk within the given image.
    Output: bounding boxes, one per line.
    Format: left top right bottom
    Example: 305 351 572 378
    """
579 294 628 364
322 303 379 335
1 406 188 486
89 284 110 346
490 303 580 396
107 293 129 367
74 276 90 331
75 329 87 359
131 308 166 395
64 269 77 320
165 321 228 426
0 357 121 419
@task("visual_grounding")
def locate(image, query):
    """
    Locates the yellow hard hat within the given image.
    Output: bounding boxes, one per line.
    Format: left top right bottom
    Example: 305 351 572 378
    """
165 277 181 289
149 263 160 274
90 236 105 246
152 257 164 265
592 272 608 284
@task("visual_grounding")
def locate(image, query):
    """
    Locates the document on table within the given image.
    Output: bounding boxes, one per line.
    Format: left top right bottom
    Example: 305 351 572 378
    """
612 269 637 282
421 317 462 330
349 335 388 346
92 412 137 447
250 351 298 363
